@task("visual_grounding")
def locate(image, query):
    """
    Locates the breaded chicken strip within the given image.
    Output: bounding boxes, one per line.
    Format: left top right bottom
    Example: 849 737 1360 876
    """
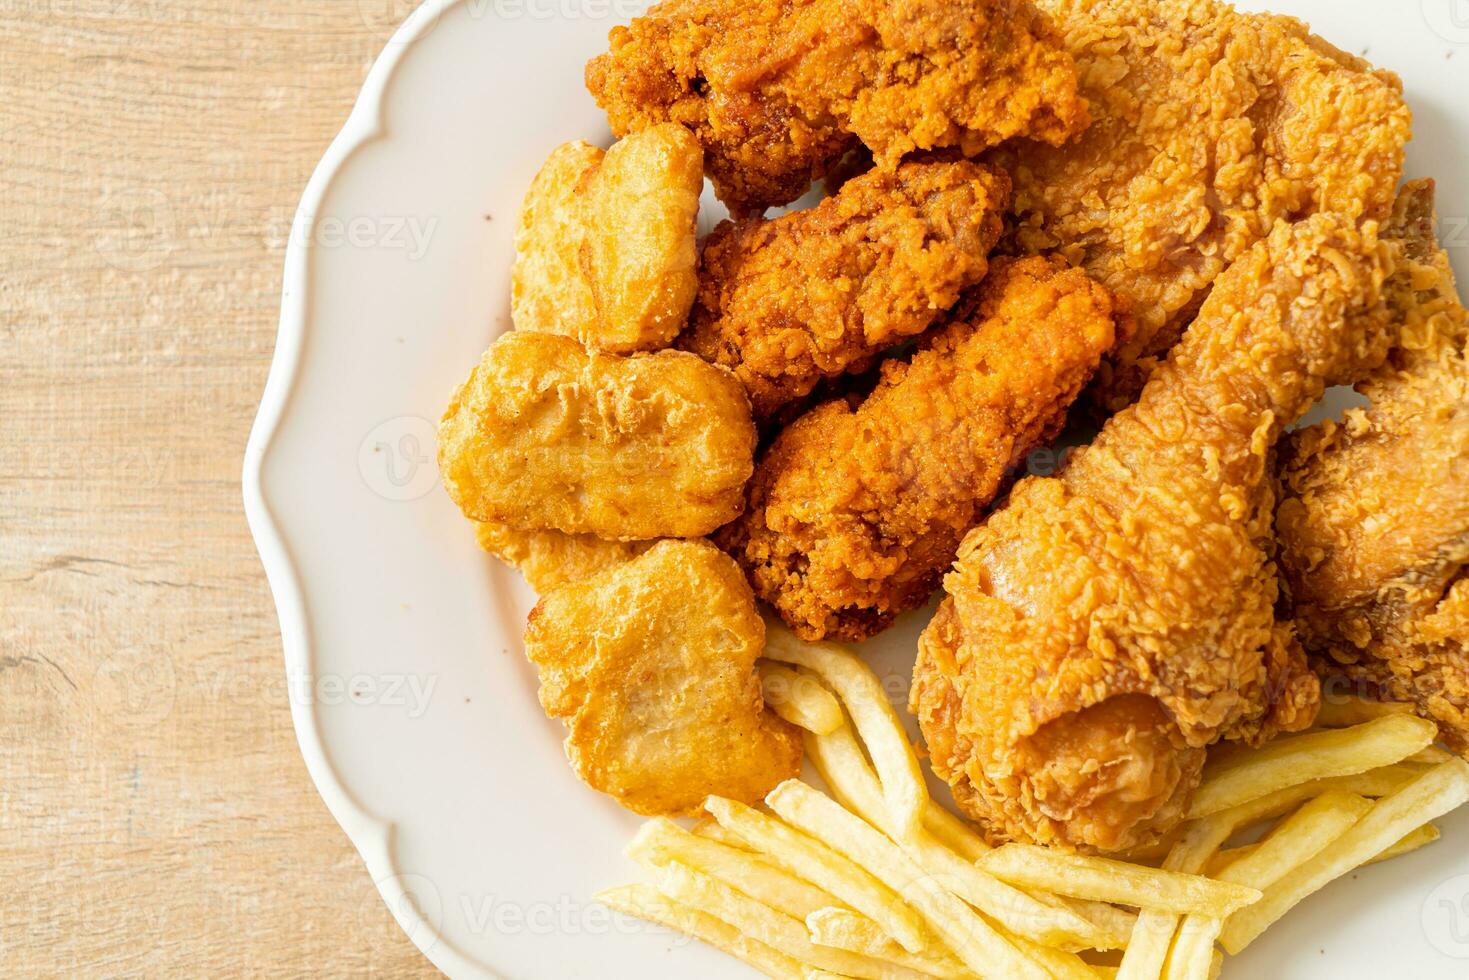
680 159 1011 421
1278 181 1469 751
913 214 1396 852
990 0 1411 411
512 125 703 353
720 255 1127 641
474 522 655 595
524 540 802 816
438 332 755 540
586 0 1086 214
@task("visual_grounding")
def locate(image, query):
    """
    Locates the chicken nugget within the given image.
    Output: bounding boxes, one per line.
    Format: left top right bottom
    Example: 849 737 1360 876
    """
524 539 802 816
438 331 755 540
512 123 703 353
474 521 655 594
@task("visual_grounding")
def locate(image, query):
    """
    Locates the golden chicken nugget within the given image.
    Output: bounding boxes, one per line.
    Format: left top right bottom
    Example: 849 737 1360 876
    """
438 331 755 540
474 521 655 594
512 124 703 353
524 539 802 816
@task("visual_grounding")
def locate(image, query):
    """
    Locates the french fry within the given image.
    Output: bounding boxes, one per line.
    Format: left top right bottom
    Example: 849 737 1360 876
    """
1201 763 1422 838
807 726 1121 950
1214 791 1372 892
1407 745 1456 766
1366 822 1440 865
1002 928 1108 980
1220 758 1469 953
1115 815 1235 980
654 861 926 980
704 795 930 954
806 908 971 980
979 844 1259 918
766 780 1051 980
921 800 992 862
1160 912 1220 980
628 818 842 920
597 883 806 980
1188 714 1438 818
694 817 757 851
1210 819 1442 877
763 624 929 836
1314 696 1413 728
760 662 844 735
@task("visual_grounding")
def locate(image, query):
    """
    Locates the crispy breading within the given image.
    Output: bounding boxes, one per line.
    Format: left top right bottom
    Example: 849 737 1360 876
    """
511 124 703 353
1277 181 1469 751
438 332 755 540
679 159 1011 421
719 255 1127 641
474 522 655 594
523 540 802 816
989 0 1412 411
586 0 1086 214
913 214 1396 852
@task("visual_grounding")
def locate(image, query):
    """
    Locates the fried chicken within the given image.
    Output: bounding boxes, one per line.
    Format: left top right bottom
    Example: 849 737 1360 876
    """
586 0 1086 214
512 124 703 353
719 255 1128 642
989 0 1412 412
912 213 1397 852
679 159 1011 421
523 540 802 816
438 332 755 540
1277 180 1469 752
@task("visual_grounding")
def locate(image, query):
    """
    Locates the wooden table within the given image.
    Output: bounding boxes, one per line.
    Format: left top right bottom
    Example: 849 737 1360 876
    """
2 3 437 974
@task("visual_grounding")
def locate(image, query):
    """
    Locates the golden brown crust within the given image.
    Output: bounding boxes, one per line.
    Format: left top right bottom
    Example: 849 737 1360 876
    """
914 214 1396 851
720 254 1127 641
511 125 703 353
679 159 1011 421
991 0 1412 412
586 0 1086 214
1277 180 1469 752
523 540 802 816
437 332 755 540
473 522 656 595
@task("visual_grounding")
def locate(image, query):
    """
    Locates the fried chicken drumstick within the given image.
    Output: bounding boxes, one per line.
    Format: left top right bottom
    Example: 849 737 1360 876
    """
719 255 1128 642
1278 180 1469 752
913 214 1397 852
680 159 1011 422
586 0 1086 214
990 0 1411 412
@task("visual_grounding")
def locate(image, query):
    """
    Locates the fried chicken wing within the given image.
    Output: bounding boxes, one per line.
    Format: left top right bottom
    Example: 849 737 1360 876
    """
1277 180 1469 751
474 522 656 594
438 332 755 540
719 255 1127 642
989 0 1411 412
524 540 802 816
586 0 1086 214
912 214 1396 852
679 159 1011 421
512 124 703 353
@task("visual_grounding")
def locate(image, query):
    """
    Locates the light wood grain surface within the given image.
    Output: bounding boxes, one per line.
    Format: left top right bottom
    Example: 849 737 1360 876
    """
1 3 439 974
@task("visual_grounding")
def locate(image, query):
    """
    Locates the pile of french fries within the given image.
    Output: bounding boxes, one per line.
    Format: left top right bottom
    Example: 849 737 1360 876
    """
598 627 1469 979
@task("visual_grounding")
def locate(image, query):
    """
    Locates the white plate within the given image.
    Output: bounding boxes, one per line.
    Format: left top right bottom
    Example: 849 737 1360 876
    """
243 1 1469 976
